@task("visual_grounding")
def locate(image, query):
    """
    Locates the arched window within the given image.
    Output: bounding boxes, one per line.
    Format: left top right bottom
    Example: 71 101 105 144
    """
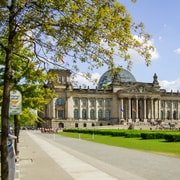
58 110 63 119
105 109 110 120
90 109 95 120
161 110 164 119
74 109 79 120
173 110 176 120
56 98 65 106
98 109 103 120
82 109 87 120
167 110 170 120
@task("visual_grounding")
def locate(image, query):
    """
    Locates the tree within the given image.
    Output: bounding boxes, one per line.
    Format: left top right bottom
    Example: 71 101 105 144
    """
0 0 153 178
0 47 55 155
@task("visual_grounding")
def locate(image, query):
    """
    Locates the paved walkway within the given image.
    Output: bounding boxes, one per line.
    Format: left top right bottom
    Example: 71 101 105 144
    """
18 131 180 180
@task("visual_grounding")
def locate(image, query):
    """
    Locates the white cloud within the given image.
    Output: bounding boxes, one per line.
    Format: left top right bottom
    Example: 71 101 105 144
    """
159 78 180 92
73 72 101 88
113 37 160 65
73 72 180 92
132 36 160 62
127 46 159 64
174 48 180 54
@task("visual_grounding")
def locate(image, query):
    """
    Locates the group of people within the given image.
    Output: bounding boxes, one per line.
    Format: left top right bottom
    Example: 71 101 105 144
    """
39 127 61 133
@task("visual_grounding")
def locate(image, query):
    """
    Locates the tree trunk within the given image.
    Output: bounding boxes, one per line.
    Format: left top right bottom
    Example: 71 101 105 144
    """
1 52 12 179
14 115 20 155
1 0 16 178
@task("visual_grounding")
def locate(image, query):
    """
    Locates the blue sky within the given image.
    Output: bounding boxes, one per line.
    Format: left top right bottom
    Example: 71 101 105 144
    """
121 0 180 91
75 0 180 91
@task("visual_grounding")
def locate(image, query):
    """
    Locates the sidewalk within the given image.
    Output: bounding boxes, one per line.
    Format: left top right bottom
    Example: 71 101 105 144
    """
18 130 73 180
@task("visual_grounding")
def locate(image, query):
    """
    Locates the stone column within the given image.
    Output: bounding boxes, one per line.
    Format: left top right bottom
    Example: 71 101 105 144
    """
79 98 82 119
103 99 106 119
154 99 159 120
95 99 98 121
171 101 173 120
151 98 154 121
135 98 139 122
158 100 161 120
120 99 124 119
164 101 167 120
128 98 132 122
87 99 89 120
143 98 147 122
177 101 179 120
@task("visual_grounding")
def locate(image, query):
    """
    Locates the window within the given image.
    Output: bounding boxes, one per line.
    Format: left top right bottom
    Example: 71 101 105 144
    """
90 100 95 107
161 101 164 108
173 111 177 120
58 76 67 83
105 109 110 120
173 101 177 108
56 98 64 106
166 110 170 120
82 99 87 106
58 76 62 83
62 76 66 83
98 100 103 107
105 100 110 107
74 99 78 106
74 109 79 120
58 110 63 119
166 101 170 108
160 110 163 119
98 109 103 120
90 109 95 120
82 109 87 120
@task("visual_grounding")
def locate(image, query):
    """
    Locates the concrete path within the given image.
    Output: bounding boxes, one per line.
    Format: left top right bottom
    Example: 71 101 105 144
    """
19 131 180 180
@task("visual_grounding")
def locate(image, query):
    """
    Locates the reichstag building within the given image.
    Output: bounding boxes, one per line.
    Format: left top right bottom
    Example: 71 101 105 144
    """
40 68 180 129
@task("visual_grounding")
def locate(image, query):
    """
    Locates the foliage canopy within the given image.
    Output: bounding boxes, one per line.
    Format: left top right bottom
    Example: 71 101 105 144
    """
0 0 153 73
0 1 153 178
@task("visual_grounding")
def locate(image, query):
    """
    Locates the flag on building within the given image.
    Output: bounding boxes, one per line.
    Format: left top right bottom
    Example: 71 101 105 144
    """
132 107 136 112
120 106 123 112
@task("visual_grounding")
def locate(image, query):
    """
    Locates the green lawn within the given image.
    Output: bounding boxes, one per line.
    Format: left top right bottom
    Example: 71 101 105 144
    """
59 132 180 158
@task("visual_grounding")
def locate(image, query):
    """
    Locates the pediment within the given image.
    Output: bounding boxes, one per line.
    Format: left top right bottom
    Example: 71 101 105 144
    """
119 83 156 94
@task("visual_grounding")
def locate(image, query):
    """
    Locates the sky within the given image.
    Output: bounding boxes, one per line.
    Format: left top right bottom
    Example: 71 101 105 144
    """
75 0 180 92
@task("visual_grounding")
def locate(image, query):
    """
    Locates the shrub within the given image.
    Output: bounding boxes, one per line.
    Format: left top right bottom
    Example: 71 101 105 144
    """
164 134 180 142
141 132 166 139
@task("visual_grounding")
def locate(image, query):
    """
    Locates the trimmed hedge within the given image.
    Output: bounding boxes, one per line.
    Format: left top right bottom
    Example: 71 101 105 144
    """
63 129 180 141
164 133 180 142
141 132 166 139
63 129 144 138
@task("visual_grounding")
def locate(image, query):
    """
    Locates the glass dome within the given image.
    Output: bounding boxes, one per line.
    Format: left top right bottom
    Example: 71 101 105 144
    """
98 68 136 89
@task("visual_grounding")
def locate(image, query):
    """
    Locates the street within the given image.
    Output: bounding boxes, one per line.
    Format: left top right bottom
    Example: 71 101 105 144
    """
19 131 180 180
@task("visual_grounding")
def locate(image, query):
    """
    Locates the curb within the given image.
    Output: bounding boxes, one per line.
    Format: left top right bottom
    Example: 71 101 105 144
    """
15 162 20 180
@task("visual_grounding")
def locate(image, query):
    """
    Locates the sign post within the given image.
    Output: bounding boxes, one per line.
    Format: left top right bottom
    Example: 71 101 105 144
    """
9 90 22 179
9 90 22 115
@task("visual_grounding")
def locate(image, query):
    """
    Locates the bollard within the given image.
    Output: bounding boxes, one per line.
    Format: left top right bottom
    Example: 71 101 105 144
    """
8 134 17 180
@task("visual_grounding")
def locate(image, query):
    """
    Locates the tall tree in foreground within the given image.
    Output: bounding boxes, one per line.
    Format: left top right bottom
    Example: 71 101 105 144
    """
0 46 55 156
0 0 153 179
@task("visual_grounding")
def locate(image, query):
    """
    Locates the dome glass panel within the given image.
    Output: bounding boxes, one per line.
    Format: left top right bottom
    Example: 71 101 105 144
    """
98 68 136 89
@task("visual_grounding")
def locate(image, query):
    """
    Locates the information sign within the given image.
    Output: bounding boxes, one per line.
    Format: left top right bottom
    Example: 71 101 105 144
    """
9 90 22 115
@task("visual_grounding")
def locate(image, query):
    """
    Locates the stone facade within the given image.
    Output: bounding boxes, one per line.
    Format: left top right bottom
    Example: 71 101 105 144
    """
39 69 180 129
